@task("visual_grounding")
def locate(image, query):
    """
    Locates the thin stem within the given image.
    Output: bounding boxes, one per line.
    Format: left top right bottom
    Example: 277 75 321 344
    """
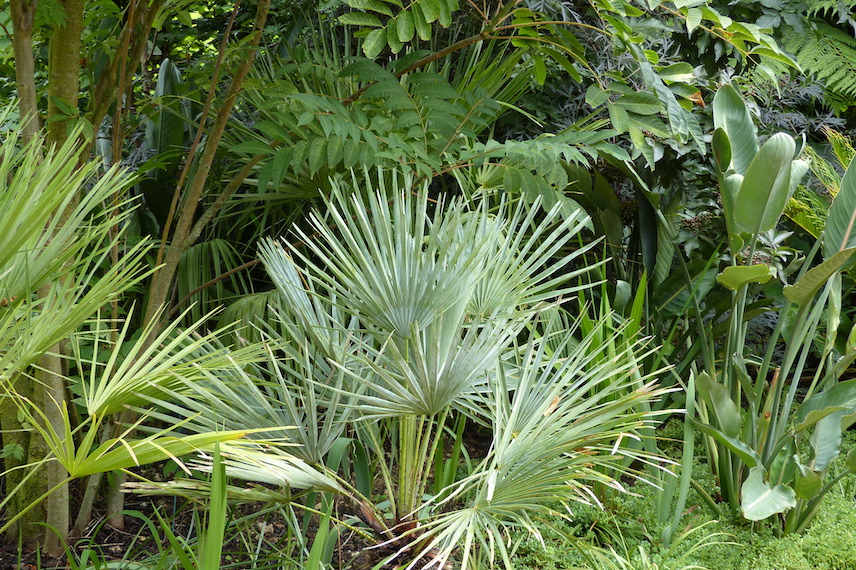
167 258 261 319
154 0 242 270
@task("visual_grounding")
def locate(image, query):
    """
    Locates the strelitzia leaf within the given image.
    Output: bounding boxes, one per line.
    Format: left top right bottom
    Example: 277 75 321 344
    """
823 156 856 258
712 84 758 175
740 466 796 521
734 133 796 236
716 264 775 290
783 247 856 306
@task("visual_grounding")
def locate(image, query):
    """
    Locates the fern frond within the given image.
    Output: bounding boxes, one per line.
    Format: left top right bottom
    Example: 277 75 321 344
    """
803 144 841 195
784 188 829 238
822 125 856 171
804 0 856 21
785 21 856 98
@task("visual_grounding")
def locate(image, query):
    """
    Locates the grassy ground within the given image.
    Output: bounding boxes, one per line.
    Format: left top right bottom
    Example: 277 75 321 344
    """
511 427 856 570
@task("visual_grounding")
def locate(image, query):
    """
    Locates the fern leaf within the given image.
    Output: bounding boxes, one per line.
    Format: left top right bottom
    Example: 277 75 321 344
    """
785 21 856 98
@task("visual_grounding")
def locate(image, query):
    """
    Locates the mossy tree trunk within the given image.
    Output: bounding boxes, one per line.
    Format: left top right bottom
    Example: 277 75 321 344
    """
0 376 47 549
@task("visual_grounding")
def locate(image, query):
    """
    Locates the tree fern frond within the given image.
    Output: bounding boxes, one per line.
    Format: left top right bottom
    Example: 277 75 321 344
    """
803 145 841 195
804 0 856 22
785 21 856 99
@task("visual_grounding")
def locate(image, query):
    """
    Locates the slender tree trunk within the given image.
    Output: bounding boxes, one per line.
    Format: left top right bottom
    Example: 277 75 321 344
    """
46 0 83 148
6 0 48 551
37 0 84 554
10 0 39 142
37 349 69 557
0 376 46 549
143 0 272 332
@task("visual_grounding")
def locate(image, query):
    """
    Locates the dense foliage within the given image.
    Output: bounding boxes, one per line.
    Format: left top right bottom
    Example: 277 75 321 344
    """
0 0 855 567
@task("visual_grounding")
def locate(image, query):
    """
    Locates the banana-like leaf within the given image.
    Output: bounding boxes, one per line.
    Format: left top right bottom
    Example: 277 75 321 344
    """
712 84 758 175
793 460 822 500
695 372 742 438
783 247 856 306
716 264 775 290
740 466 796 521
794 379 856 432
712 127 732 172
847 448 856 472
734 133 796 236
823 156 856 258
690 417 761 468
809 411 848 471
721 172 745 253
145 59 185 153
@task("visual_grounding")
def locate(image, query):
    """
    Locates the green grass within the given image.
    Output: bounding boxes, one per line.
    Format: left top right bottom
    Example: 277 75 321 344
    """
511 426 856 570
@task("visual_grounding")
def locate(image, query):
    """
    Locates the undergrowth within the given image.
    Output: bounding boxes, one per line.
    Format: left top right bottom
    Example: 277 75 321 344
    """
511 425 856 570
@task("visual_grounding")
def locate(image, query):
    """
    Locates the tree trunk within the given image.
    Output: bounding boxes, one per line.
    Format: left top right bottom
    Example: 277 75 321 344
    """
31 0 85 553
46 0 83 148
0 376 46 549
38 349 70 558
9 0 39 142
143 0 272 332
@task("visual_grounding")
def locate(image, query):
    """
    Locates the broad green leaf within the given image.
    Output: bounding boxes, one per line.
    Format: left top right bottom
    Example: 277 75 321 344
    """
794 379 856 431
740 466 796 521
810 411 845 471
362 28 387 58
713 84 758 175
734 133 795 235
229 140 273 155
847 448 856 472
420 0 440 21
145 59 185 154
722 172 745 253
387 24 404 53
532 52 546 86
607 102 630 133
347 0 393 15
712 128 731 173
659 63 695 84
338 12 383 26
690 418 761 468
614 92 662 115
412 3 432 40
716 264 775 290
686 8 702 33
396 10 415 42
585 85 610 108
696 372 743 438
783 248 856 306
823 156 856 257
790 159 810 196
307 137 327 175
437 0 452 27
794 461 822 500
